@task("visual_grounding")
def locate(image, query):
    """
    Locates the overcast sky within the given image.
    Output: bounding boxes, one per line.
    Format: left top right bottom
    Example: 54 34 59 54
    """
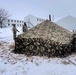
0 0 76 21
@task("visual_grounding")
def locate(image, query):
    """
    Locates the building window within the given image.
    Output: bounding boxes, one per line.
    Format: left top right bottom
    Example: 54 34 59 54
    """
42 20 44 21
20 21 21 23
11 20 13 22
37 18 38 21
17 24 19 26
37 18 42 21
20 24 21 26
40 19 43 21
17 20 19 22
8 24 10 26
8 20 10 22
28 18 30 21
14 20 16 22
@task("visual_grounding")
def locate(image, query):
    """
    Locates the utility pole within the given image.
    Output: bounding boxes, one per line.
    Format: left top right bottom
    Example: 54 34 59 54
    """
52 15 54 21
0 17 1 28
49 14 51 21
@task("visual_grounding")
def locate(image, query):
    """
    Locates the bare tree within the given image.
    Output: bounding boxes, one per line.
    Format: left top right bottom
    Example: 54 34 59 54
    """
0 8 9 28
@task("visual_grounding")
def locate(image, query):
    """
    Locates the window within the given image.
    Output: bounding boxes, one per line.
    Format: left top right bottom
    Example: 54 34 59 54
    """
8 20 10 22
37 18 42 21
17 24 19 26
22 21 23 23
8 24 10 26
42 20 44 21
28 18 30 21
37 18 38 21
40 19 41 21
14 20 16 22
17 20 19 22
11 20 13 22
20 24 21 26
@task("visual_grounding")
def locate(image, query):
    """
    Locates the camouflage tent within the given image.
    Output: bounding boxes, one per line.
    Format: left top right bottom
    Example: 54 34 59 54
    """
14 20 73 57
19 20 72 44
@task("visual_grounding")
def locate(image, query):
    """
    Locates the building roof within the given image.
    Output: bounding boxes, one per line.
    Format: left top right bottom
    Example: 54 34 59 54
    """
24 14 45 20
56 16 76 30
19 20 73 44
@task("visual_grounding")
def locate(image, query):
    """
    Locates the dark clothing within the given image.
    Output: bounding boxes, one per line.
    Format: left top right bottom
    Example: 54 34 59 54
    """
12 25 19 40
71 36 76 51
23 25 27 32
23 22 28 32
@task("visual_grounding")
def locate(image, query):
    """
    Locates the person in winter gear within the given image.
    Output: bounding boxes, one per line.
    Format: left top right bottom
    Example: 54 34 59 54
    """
23 22 28 32
12 24 19 40
71 31 76 51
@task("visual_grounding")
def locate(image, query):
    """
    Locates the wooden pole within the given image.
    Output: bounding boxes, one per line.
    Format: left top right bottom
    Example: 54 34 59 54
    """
49 14 51 21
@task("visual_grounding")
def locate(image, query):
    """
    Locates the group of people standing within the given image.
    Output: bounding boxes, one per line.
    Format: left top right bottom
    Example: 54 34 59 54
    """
12 22 28 40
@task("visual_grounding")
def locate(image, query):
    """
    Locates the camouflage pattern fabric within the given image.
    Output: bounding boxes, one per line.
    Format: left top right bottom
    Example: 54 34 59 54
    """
13 20 74 57
13 38 72 57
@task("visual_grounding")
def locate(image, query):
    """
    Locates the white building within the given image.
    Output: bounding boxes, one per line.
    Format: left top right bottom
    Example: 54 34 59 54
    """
5 19 24 27
24 14 45 28
1 14 46 28
56 16 76 31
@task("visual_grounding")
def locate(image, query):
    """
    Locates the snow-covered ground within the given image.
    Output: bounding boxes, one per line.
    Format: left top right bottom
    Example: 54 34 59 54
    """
0 27 76 75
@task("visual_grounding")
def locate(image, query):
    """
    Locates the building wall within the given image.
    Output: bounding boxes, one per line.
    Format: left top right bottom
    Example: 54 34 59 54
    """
24 15 45 28
3 15 45 28
5 19 24 27
56 16 76 31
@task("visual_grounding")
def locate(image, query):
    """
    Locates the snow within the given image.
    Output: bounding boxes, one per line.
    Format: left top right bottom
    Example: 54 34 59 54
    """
0 27 76 75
